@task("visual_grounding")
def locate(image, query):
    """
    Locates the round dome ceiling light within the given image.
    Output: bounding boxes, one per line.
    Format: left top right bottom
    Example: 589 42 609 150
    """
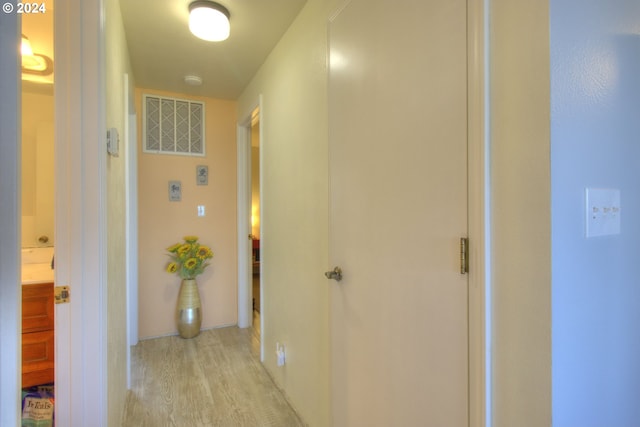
184 75 203 86
189 1 230 42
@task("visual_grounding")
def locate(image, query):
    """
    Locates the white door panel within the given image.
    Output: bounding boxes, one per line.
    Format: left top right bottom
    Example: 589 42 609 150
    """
329 0 468 425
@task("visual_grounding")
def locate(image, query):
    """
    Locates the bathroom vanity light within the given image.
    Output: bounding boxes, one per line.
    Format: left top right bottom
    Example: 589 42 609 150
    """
21 34 33 56
21 33 53 75
188 1 230 42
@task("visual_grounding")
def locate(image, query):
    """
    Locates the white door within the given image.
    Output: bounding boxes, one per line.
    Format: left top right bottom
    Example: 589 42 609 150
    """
328 0 469 425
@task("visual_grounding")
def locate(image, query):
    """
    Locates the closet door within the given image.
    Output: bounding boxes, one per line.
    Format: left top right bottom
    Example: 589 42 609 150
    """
328 0 469 425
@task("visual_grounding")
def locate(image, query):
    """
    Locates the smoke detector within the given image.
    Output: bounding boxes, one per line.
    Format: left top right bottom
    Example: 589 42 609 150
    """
184 75 203 86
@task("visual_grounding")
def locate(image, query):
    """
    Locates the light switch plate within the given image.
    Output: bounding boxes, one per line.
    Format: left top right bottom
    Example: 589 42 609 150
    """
107 127 119 157
586 188 621 237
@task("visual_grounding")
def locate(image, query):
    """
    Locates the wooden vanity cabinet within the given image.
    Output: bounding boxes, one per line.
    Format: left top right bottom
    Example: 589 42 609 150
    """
22 282 55 388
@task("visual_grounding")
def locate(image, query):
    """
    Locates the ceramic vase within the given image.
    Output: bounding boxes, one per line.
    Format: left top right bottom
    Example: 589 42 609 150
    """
176 278 202 338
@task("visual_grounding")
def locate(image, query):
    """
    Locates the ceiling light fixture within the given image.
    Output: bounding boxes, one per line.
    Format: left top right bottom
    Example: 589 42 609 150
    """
184 75 203 86
189 1 230 42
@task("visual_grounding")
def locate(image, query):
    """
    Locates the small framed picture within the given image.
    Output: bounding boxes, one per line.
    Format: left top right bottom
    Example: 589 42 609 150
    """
196 165 208 185
168 181 182 201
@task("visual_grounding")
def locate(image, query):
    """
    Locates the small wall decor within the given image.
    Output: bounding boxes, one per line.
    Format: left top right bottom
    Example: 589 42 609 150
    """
169 181 182 201
196 165 208 185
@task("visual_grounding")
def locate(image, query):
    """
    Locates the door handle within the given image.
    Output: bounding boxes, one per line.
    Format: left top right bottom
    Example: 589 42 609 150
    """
324 266 343 282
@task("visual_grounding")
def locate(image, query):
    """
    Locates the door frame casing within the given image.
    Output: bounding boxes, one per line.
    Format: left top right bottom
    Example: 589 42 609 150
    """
237 117 253 330
0 5 22 425
124 72 139 389
467 0 490 425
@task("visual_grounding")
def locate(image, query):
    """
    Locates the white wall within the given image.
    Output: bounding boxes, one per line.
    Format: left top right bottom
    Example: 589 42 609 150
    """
490 1 552 426
550 0 640 425
105 0 135 423
237 0 332 425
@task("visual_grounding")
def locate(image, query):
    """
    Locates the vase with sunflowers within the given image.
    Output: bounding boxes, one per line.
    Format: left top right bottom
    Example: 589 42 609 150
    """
165 236 214 338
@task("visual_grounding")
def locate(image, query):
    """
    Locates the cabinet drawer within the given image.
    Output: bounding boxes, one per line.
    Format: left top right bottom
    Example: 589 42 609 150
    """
22 282 54 333
22 330 55 388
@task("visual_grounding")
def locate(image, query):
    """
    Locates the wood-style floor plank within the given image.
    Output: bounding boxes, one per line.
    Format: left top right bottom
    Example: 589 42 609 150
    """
121 322 305 427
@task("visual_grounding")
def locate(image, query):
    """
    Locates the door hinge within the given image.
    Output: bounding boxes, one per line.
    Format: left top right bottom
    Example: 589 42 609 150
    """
54 286 70 304
460 237 469 274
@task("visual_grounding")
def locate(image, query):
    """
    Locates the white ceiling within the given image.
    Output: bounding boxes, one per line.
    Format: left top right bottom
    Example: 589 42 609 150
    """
121 0 307 100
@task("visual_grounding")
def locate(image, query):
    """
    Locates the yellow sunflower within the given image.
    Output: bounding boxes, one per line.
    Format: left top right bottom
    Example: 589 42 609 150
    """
184 258 199 270
165 236 214 279
166 262 178 273
166 243 182 253
177 243 192 254
196 245 213 259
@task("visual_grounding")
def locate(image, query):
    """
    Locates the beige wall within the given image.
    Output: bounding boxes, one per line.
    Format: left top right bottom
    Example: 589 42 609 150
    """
490 1 552 425
237 1 333 425
21 87 54 248
104 0 133 424
136 88 238 339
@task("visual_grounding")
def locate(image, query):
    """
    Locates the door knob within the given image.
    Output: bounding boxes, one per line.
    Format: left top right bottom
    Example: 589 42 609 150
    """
324 266 343 282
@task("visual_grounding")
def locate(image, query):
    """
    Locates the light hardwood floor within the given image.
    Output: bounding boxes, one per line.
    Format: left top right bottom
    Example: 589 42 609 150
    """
121 316 305 427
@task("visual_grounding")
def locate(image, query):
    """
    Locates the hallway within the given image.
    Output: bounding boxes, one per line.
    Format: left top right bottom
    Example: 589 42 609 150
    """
121 322 305 426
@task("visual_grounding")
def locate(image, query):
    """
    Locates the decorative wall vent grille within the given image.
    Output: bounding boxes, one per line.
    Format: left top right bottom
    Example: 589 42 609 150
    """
143 94 205 156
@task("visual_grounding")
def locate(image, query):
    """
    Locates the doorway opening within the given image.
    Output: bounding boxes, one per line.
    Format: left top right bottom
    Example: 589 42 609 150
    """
237 99 263 359
21 9 56 422
250 111 261 339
